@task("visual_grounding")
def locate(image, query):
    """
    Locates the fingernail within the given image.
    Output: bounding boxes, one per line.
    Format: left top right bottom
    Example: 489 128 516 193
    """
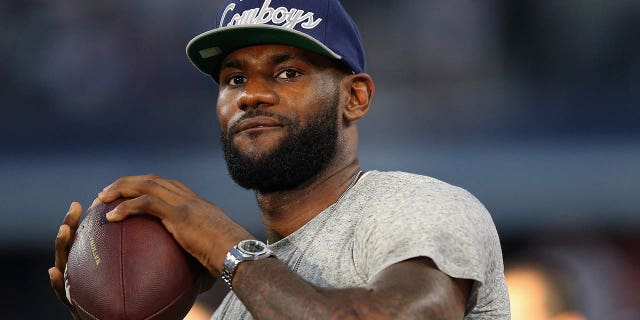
106 210 115 221
90 197 101 208
57 225 64 238
66 204 74 217
48 268 56 279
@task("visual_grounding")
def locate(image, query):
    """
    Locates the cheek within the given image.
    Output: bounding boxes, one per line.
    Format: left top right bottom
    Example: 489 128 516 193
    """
216 92 236 130
301 82 340 122
284 78 337 120
312 74 342 105
216 103 228 126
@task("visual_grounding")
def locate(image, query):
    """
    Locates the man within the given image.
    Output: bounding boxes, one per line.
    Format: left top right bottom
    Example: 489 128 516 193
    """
49 0 510 319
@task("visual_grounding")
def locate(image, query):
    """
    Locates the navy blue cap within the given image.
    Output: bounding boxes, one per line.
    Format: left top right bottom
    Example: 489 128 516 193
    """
186 0 365 80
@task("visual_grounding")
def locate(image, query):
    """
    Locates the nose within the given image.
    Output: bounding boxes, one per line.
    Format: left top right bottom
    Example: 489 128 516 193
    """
237 77 279 111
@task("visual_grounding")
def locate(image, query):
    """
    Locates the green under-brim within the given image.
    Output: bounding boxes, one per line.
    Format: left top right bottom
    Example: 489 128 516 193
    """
186 25 342 81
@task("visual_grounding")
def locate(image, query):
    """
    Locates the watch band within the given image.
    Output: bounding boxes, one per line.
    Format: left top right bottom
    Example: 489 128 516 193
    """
221 240 272 289
221 246 243 289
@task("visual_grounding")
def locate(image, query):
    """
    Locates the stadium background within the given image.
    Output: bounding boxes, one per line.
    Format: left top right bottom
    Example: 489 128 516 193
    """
1 0 639 318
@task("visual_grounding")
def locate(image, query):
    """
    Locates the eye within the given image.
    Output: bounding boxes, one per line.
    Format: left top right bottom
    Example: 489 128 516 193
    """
276 69 302 80
226 75 247 86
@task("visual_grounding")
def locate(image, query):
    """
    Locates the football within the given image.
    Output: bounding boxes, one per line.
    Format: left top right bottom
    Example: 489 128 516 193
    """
65 199 203 320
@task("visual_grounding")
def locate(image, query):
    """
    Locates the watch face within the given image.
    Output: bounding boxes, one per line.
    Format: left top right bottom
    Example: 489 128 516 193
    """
238 240 267 254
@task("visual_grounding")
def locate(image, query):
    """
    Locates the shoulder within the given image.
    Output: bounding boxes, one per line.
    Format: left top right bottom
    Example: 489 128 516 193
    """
353 171 508 317
364 170 449 187
358 170 487 215
353 170 501 274
354 170 500 262
353 170 505 285
357 171 497 243
353 170 497 250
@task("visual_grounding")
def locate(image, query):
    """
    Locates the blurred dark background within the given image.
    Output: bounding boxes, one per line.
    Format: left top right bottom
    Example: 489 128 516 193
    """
2 0 639 318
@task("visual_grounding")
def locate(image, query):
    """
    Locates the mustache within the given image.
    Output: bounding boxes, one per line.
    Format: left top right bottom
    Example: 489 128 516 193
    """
227 109 294 136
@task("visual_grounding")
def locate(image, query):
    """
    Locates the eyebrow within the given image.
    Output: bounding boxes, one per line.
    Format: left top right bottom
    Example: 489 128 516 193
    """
220 59 242 71
271 53 296 65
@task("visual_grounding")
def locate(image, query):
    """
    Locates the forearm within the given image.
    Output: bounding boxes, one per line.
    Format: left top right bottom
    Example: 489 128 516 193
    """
230 256 469 320
231 257 367 320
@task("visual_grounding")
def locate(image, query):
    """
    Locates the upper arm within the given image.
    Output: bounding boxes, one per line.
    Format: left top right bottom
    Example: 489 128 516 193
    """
352 176 500 315
322 257 472 320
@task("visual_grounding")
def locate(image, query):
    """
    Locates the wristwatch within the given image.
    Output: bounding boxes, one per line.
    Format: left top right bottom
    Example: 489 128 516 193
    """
221 239 273 289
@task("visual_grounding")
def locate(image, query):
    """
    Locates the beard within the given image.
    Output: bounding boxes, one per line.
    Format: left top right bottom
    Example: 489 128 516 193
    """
221 98 339 194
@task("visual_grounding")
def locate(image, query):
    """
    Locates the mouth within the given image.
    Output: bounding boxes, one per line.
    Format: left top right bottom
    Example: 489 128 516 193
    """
233 116 285 134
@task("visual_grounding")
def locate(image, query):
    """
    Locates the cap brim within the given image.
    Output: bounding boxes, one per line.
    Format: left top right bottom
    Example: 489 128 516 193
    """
186 25 342 80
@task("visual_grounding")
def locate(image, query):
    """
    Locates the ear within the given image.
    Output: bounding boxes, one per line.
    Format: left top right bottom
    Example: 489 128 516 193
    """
342 73 374 122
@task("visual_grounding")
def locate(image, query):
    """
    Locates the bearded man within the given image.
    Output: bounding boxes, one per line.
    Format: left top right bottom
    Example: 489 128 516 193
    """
50 1 510 319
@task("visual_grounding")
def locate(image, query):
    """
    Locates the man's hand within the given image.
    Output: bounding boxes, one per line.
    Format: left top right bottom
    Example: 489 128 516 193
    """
96 174 253 277
48 202 82 320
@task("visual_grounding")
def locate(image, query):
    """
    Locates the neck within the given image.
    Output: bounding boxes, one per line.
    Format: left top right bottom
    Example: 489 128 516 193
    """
255 158 361 244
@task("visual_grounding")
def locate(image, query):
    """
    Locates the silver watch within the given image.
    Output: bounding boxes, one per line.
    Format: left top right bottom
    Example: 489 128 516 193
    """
221 239 273 289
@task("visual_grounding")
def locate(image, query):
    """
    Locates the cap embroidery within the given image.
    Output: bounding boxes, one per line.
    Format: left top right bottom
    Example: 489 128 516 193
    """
220 0 323 30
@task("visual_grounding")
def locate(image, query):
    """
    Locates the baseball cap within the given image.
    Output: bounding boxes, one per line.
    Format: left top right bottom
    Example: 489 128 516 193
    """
186 0 365 81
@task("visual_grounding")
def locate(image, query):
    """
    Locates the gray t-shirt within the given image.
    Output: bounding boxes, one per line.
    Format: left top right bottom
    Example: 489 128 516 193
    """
212 171 510 319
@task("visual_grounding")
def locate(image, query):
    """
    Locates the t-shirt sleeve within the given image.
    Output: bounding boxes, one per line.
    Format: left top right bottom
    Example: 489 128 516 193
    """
353 178 500 291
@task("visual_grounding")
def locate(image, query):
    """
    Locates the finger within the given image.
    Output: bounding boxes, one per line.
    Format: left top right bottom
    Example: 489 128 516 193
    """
63 202 83 231
49 267 81 320
105 194 173 222
98 174 182 203
49 267 72 306
169 179 197 195
55 225 72 271
137 174 193 195
110 174 186 194
89 197 102 209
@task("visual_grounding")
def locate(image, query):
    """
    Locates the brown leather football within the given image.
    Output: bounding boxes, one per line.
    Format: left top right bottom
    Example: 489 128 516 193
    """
65 199 202 320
